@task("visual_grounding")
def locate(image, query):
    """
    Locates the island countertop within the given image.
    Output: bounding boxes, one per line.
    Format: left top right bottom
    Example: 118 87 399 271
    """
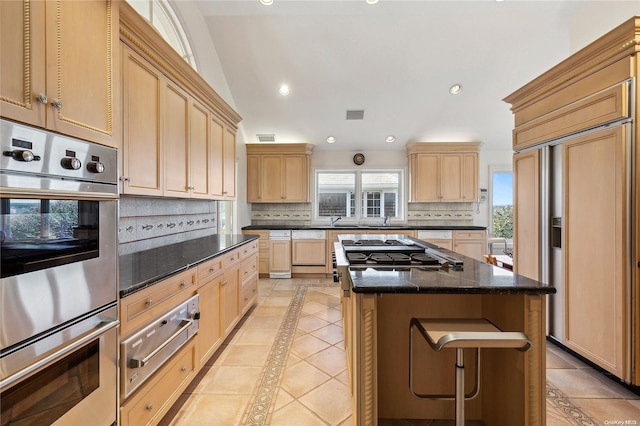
348 263 556 295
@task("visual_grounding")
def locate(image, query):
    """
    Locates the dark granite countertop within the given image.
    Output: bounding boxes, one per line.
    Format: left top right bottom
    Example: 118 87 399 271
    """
242 225 487 231
119 234 259 297
348 260 555 295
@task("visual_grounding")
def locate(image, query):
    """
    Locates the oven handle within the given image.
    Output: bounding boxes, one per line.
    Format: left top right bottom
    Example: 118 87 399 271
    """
0 319 119 390
129 319 194 369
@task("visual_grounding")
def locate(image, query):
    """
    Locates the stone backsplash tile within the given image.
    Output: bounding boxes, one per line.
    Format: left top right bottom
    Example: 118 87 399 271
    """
119 196 217 255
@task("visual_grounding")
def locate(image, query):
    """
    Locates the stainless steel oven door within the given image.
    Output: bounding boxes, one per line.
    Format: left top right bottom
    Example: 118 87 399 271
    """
0 306 118 426
0 198 117 352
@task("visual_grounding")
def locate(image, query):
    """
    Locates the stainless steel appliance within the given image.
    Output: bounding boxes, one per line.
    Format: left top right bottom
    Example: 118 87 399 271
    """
333 234 464 294
0 119 119 426
121 294 200 399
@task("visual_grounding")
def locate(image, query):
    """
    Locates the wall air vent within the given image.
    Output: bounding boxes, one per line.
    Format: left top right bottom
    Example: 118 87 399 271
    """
256 134 276 142
346 110 365 120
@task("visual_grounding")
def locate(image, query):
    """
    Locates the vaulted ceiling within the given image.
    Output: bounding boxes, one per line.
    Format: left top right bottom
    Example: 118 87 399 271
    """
181 1 639 152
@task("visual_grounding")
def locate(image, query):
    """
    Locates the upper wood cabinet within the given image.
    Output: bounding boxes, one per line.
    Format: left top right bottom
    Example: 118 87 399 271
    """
119 2 241 199
1 0 120 147
246 143 314 203
407 142 479 203
512 150 540 281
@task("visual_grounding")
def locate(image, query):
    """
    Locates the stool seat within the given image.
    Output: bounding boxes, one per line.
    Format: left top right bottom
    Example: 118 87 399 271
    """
413 318 531 352
409 318 531 426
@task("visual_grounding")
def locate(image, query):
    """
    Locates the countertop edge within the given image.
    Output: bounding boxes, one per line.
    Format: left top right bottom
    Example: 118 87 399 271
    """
242 225 487 231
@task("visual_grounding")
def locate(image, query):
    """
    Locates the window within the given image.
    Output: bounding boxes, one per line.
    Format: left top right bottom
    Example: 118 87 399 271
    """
316 170 403 222
489 166 513 241
127 0 197 70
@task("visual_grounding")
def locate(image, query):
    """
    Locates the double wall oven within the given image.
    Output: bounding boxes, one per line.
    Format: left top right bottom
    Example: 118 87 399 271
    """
0 120 119 426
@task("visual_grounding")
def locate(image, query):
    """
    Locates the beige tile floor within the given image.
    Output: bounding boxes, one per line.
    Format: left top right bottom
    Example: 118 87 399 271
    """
160 278 640 426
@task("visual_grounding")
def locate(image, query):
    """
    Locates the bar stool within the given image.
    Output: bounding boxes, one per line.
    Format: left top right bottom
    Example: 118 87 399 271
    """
409 318 531 426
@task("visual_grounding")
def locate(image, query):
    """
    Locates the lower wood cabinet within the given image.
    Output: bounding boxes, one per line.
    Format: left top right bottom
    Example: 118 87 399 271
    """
196 272 223 367
453 230 487 261
120 340 196 426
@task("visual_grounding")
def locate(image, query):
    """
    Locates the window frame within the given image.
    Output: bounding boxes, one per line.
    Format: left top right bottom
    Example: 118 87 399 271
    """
313 168 405 224
488 164 513 236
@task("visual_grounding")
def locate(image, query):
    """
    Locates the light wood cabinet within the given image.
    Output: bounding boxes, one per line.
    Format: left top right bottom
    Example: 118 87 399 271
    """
243 230 270 276
512 150 540 280
196 272 223 367
119 2 240 199
1 0 120 147
563 127 626 379
269 239 291 275
246 144 314 203
121 45 163 196
407 143 479 203
452 230 487 261
292 239 326 266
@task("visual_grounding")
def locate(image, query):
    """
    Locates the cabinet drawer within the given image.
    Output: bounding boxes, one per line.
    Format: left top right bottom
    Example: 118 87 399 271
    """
240 255 258 282
222 249 242 269
198 256 224 283
121 270 196 336
240 240 258 257
240 273 258 312
121 341 195 426
453 230 486 240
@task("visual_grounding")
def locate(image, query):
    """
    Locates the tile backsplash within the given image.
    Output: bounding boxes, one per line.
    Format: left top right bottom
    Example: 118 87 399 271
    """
119 196 217 255
248 202 476 227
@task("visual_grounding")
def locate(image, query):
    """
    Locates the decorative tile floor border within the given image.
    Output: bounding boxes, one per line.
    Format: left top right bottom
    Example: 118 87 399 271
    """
546 383 599 425
242 282 337 425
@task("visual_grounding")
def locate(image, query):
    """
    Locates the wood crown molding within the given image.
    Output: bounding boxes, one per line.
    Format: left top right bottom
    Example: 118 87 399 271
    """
118 1 241 130
246 143 315 155
406 142 481 155
504 16 640 112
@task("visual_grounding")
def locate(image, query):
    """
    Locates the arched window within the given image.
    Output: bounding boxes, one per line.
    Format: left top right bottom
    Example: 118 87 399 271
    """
127 0 196 70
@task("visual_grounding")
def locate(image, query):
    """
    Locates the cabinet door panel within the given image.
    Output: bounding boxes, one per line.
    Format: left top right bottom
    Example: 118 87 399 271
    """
197 276 222 366
223 128 236 198
563 127 626 378
413 154 439 201
440 154 463 201
209 116 224 198
190 101 210 198
221 268 239 336
163 83 190 197
0 0 46 127
462 153 478 201
261 155 283 202
283 155 308 202
246 154 261 202
513 150 539 280
269 240 291 273
122 47 162 195
47 0 118 146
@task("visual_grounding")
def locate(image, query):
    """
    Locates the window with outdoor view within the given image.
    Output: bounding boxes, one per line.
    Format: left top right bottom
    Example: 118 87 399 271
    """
316 170 403 222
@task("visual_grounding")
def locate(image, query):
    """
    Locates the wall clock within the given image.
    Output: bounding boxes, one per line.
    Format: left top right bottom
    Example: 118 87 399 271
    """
353 153 365 165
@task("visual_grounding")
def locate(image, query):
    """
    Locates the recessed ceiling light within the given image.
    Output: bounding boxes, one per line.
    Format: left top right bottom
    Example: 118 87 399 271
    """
278 84 289 96
366 0 379 4
385 135 396 143
326 136 336 144
260 0 274 5
449 84 462 95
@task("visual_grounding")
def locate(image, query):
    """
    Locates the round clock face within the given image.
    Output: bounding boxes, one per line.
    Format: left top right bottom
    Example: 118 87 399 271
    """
353 153 365 165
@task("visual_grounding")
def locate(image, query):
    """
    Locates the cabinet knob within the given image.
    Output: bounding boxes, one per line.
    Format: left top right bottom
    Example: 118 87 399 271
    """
180 281 186 288
146 404 153 412
222 280 227 287
145 299 153 306
51 98 62 110
36 93 48 104
181 367 187 373
120 176 130 182
209 267 215 273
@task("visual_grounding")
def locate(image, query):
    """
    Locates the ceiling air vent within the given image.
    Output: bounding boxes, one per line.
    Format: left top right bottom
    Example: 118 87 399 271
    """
256 134 276 142
346 110 365 120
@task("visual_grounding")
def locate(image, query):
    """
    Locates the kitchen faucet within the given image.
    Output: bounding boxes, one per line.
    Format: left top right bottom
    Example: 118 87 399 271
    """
330 216 342 227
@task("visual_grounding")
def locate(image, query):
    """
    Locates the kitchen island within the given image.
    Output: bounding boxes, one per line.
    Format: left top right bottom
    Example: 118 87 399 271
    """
335 237 555 425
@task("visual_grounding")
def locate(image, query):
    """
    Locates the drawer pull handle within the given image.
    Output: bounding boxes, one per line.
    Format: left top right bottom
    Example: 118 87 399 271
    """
145 299 153 306
181 367 187 373
180 281 186 288
146 404 153 412
130 319 194 368
210 268 215 273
